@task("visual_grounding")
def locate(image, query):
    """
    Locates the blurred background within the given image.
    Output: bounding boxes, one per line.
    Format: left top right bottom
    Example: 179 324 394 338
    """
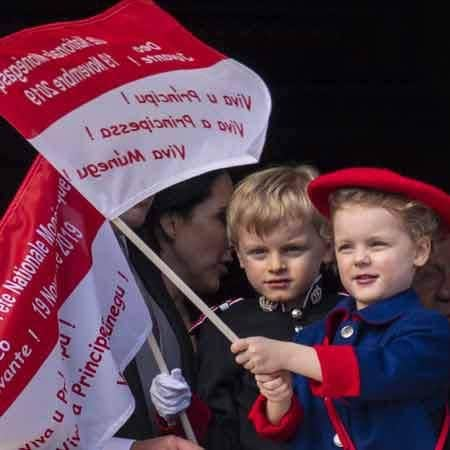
1 0 448 211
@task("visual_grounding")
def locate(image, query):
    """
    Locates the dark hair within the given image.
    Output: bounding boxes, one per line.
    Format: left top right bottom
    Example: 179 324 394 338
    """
143 169 228 251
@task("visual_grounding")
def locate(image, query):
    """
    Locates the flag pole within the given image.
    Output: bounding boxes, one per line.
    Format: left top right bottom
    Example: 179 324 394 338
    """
147 334 197 443
111 218 239 343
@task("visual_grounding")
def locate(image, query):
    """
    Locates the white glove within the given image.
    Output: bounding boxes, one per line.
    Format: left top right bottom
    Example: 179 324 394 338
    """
150 368 192 420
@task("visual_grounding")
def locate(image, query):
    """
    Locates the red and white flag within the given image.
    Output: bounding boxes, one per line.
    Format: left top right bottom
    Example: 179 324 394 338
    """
0 0 271 219
0 1 271 447
0 156 152 449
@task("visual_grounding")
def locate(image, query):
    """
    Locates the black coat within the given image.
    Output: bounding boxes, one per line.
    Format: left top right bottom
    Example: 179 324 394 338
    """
116 240 197 439
195 280 339 450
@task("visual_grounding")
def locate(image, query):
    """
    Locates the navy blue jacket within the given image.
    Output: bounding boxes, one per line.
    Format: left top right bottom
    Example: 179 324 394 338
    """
251 289 450 449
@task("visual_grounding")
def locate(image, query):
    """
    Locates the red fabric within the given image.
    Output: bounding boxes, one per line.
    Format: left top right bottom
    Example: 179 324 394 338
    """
157 393 212 442
307 167 450 231
189 297 244 334
0 0 226 138
310 345 360 398
323 397 357 450
248 394 303 441
156 413 175 433
435 403 449 450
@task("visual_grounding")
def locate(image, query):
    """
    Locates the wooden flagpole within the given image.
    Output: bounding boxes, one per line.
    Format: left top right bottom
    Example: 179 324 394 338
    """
147 333 197 443
112 217 240 443
112 217 239 343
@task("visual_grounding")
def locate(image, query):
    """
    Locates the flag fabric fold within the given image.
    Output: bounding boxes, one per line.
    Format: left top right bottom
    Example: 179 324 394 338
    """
0 1 272 447
0 0 271 219
0 156 151 449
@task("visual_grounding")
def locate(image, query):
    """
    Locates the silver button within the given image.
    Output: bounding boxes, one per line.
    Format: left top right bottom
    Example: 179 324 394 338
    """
294 325 304 333
333 433 343 447
340 325 354 339
291 308 303 320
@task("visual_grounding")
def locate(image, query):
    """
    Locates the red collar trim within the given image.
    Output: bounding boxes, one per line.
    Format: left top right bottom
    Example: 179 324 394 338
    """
189 297 245 334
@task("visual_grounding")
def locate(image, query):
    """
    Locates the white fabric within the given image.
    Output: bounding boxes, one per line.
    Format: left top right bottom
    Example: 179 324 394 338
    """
1 1 271 220
0 159 151 449
30 59 270 219
150 369 192 419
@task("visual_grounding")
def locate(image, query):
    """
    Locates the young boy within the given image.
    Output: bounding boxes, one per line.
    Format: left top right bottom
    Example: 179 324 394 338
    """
193 165 340 450
232 167 450 450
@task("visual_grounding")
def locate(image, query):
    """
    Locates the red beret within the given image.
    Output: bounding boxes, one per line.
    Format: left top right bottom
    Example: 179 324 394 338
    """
307 167 450 230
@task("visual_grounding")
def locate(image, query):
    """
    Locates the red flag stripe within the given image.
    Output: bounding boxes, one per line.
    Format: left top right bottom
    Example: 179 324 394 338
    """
0 0 225 138
0 156 104 415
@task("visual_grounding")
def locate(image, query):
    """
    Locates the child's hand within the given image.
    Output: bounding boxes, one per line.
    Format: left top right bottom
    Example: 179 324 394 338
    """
255 371 293 404
231 337 287 374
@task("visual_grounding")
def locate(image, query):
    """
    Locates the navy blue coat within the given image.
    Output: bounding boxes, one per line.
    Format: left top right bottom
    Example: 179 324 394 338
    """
196 274 340 450
252 290 450 450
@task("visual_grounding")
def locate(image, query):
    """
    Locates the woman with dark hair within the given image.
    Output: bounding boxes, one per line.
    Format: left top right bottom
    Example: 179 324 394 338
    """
144 169 233 300
117 169 234 445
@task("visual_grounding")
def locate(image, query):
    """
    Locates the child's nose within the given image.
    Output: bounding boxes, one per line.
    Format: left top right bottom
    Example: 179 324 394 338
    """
354 248 370 266
269 253 286 272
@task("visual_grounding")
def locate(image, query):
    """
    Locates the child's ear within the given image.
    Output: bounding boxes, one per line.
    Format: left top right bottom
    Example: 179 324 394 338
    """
413 236 432 268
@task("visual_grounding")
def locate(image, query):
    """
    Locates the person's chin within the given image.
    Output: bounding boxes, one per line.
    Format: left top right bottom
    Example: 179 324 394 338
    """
349 283 380 301
354 289 385 307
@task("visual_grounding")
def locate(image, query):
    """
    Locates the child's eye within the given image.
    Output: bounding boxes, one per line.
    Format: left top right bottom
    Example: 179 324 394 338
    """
247 248 266 257
370 241 387 248
336 243 352 253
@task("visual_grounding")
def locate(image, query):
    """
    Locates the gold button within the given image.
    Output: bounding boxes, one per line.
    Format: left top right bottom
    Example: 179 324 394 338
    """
340 325 354 339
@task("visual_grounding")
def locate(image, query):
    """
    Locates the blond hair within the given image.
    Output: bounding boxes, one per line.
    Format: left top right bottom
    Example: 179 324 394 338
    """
227 165 326 248
328 188 441 242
